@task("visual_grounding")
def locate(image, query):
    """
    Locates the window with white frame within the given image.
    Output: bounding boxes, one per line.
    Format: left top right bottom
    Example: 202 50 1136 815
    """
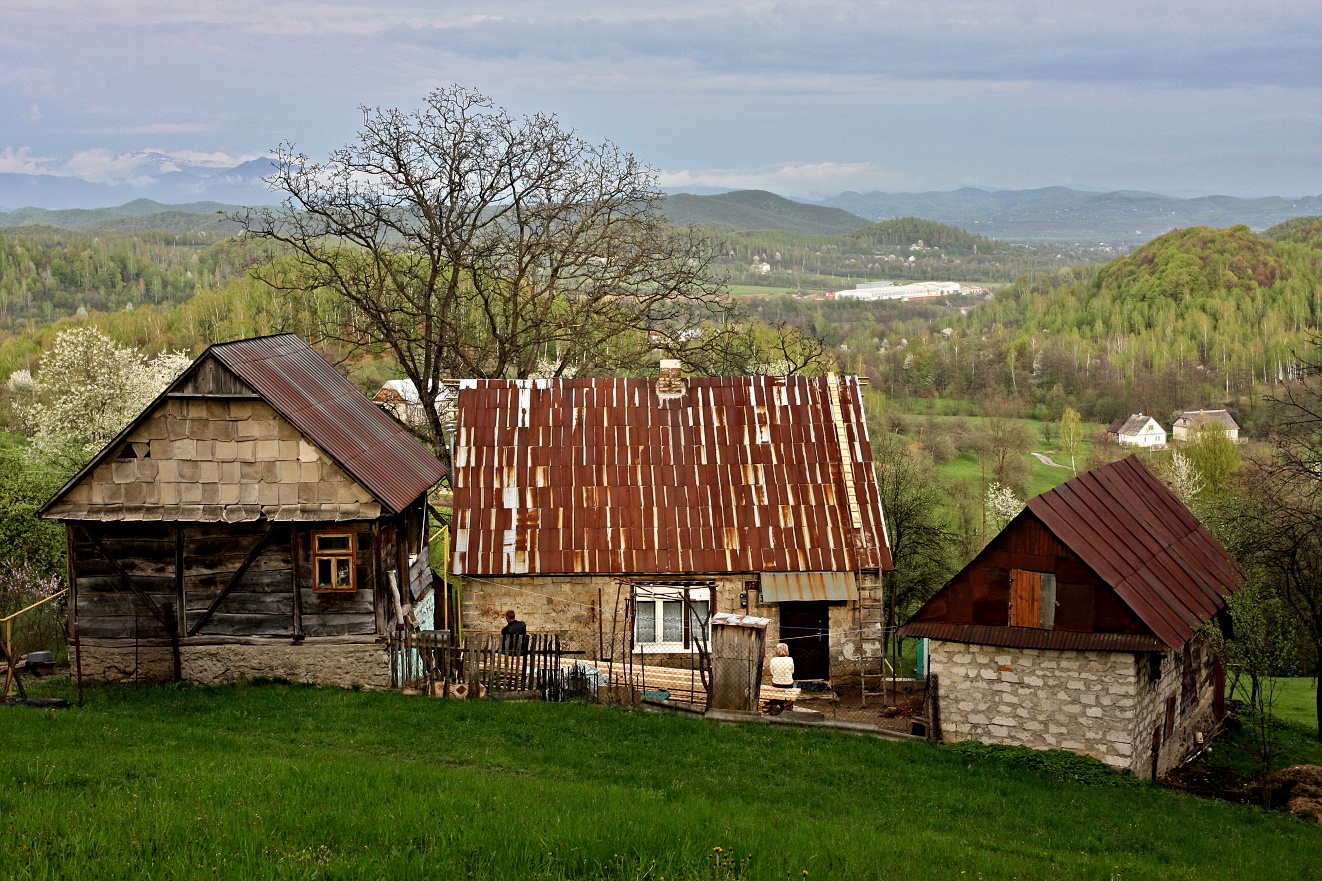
633 583 712 653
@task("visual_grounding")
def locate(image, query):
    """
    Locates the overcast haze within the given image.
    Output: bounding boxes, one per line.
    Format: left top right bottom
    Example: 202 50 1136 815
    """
2 0 1319 201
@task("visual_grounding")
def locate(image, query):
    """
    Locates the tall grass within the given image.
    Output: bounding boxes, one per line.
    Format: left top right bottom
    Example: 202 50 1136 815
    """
3 681 1320 880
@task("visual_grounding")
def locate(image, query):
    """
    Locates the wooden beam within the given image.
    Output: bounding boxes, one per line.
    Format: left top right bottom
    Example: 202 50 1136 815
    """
186 526 276 637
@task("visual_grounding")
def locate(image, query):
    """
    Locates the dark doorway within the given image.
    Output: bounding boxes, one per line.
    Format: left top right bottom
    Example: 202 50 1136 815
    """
778 602 830 680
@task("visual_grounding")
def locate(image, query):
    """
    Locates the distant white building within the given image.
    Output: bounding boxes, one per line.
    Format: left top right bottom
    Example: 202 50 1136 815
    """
1172 409 1240 443
1107 414 1166 448
836 281 964 302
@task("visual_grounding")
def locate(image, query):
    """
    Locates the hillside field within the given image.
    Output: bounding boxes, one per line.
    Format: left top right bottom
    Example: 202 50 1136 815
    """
3 680 1320 881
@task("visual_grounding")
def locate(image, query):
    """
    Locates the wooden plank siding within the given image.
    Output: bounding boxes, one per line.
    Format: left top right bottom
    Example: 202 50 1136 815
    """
909 511 1148 636
69 517 403 643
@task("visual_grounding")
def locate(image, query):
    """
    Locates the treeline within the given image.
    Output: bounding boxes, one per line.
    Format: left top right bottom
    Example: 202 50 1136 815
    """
0 228 275 329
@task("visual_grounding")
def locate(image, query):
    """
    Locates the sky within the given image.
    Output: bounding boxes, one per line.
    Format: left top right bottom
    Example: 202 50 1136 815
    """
1 0 1320 200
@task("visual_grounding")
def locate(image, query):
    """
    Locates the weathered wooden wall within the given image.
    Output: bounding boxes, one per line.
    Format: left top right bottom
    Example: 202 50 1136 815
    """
920 513 1147 635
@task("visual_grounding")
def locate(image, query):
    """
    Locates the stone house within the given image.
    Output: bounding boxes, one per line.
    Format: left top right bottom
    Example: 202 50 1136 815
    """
1106 414 1166 448
40 334 448 688
899 456 1237 778
1172 409 1240 443
449 365 892 681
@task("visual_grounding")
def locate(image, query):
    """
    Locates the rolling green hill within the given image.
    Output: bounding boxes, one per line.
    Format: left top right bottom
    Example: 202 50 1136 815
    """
0 199 245 232
663 189 872 234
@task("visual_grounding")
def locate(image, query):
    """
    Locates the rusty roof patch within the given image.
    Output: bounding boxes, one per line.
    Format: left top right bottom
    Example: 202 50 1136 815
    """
451 375 891 576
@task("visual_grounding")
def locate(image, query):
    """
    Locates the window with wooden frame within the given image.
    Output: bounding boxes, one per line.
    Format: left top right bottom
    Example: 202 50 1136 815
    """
633 583 713 653
312 530 357 592
1009 569 1057 629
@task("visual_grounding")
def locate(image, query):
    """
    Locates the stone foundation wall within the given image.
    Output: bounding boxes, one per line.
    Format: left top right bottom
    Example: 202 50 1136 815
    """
1132 644 1219 779
928 640 1140 770
76 642 391 689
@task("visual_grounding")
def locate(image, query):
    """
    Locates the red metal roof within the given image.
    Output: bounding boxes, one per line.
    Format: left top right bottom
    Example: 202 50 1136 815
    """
208 335 447 513
901 622 1168 653
1024 455 1237 649
450 375 891 576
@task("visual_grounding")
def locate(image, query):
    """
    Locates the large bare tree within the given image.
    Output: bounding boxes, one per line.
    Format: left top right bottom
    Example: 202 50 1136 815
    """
239 86 726 453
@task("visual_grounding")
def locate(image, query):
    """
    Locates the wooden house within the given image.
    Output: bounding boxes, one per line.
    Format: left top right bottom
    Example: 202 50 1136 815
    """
449 363 892 682
40 334 448 687
899 456 1237 779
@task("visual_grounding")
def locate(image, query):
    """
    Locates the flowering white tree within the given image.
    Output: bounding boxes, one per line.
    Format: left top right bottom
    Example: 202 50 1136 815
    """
984 481 1025 534
1161 450 1205 507
26 328 190 466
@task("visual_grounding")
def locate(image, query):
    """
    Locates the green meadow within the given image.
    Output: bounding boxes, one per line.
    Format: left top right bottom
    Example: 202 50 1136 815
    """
3 680 1320 881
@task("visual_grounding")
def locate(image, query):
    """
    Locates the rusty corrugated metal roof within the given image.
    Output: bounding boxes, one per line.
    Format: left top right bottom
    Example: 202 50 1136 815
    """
900 622 1168 653
450 375 891 576
1025 455 1236 649
209 335 447 513
759 571 858 602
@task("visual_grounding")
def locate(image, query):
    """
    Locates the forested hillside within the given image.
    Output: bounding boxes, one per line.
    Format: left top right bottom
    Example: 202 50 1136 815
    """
0 228 272 329
663 189 871 235
839 223 1322 423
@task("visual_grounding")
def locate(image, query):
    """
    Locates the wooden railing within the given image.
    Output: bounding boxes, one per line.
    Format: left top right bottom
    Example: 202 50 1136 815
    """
2 588 68 699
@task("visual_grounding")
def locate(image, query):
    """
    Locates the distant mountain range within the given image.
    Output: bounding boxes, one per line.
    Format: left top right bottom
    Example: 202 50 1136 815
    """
815 187 1322 242
0 199 243 234
0 157 279 212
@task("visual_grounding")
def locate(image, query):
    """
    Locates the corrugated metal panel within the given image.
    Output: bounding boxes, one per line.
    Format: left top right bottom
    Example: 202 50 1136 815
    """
1025 455 1236 648
451 375 891 576
759 571 858 603
211 335 447 512
898 622 1168 653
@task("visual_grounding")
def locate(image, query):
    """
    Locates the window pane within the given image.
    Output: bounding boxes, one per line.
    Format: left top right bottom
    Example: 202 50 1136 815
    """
336 559 352 587
689 600 710 628
317 534 351 552
635 600 656 643
317 558 332 587
662 601 683 642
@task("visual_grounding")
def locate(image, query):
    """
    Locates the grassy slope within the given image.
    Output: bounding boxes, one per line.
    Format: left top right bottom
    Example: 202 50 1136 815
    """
4 681 1320 881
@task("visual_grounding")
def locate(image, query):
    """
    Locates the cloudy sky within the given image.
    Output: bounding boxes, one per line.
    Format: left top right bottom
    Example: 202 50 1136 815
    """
2 0 1319 198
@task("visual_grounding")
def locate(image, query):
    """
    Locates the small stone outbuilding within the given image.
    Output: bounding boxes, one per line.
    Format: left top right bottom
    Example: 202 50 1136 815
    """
900 456 1237 778
41 334 448 688
449 366 892 681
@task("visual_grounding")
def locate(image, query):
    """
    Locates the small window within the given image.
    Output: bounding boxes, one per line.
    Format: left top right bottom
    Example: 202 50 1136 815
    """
312 530 357 592
1009 570 1056 629
633 584 712 653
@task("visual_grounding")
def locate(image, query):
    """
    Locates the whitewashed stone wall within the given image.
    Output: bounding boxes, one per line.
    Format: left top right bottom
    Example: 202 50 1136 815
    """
1132 643 1218 779
928 640 1140 770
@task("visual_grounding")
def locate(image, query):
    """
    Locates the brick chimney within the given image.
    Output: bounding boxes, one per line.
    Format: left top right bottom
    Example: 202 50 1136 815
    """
656 359 686 399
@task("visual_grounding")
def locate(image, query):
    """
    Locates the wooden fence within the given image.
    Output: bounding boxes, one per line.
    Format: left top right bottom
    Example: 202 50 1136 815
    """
388 630 568 698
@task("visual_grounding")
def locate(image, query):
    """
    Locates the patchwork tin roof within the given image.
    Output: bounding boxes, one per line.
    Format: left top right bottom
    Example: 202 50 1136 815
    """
450 375 891 576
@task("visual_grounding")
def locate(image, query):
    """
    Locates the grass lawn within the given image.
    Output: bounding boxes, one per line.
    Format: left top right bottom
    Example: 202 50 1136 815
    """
4 681 1321 880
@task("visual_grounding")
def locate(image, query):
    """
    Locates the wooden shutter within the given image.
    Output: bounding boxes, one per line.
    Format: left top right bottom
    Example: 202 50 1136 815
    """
1009 569 1041 627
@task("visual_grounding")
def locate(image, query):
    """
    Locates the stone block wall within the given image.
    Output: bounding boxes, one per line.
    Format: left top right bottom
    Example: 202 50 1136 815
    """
76 642 391 689
1132 642 1218 779
46 398 380 522
928 640 1141 771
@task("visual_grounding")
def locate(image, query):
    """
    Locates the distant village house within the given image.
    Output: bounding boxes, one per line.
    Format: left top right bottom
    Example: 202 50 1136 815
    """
1172 409 1240 443
1106 414 1166 448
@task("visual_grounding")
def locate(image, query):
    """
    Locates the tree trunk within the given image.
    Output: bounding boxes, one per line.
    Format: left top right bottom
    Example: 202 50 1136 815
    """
1315 655 1321 743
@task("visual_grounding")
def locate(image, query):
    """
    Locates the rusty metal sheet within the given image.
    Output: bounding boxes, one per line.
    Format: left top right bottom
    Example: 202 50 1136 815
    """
897 621 1168 653
450 375 891 576
1025 456 1237 648
759 571 858 602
